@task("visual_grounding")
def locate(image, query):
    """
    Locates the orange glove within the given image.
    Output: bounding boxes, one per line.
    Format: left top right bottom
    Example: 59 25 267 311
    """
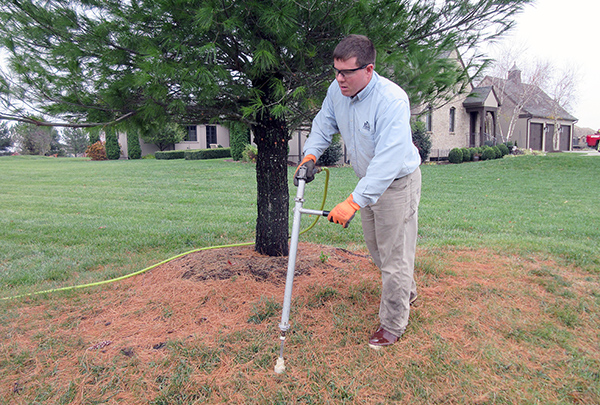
328 195 360 228
293 154 316 186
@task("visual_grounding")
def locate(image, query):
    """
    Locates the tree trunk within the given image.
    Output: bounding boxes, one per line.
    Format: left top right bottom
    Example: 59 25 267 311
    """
253 113 290 257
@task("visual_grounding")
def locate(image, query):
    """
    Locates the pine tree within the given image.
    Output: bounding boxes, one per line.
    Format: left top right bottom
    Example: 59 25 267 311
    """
63 127 89 156
0 121 12 155
0 0 532 256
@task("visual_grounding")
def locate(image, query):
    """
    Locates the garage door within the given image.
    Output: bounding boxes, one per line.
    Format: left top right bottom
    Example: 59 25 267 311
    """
530 123 543 150
560 125 571 151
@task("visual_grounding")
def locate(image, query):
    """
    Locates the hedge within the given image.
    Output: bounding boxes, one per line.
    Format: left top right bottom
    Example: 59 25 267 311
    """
185 148 231 160
155 150 186 160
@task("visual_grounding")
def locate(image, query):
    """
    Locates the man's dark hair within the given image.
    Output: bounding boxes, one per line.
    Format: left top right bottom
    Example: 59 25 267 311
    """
333 35 376 67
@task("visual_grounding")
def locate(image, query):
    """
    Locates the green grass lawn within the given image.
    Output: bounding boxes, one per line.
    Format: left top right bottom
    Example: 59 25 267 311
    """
1 153 600 404
1 153 598 298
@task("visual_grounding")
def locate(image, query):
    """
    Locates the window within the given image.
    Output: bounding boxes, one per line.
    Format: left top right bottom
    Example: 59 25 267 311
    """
426 106 433 132
449 107 456 133
206 125 217 145
186 126 197 142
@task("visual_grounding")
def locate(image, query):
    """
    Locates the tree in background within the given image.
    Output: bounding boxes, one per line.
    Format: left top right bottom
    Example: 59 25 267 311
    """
139 123 185 152
0 121 12 155
49 130 66 156
127 130 142 159
88 131 100 145
10 121 60 155
0 0 532 256
62 127 89 156
546 66 578 151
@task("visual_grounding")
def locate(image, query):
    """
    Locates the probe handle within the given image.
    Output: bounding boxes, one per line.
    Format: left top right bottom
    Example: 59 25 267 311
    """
322 210 354 227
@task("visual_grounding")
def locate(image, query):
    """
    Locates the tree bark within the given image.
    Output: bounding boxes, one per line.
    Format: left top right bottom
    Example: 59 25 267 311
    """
253 113 290 257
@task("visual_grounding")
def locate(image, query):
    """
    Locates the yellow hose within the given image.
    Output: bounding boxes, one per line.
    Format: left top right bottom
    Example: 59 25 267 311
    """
1 168 331 301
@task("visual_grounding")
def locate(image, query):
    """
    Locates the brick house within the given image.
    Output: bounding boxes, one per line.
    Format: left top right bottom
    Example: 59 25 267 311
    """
478 66 577 151
117 124 230 158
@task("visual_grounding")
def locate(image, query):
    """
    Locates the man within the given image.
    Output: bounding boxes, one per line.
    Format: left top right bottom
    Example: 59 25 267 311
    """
295 34 421 349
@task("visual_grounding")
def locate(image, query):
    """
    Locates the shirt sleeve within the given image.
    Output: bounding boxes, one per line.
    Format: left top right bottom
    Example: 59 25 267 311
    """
303 84 340 160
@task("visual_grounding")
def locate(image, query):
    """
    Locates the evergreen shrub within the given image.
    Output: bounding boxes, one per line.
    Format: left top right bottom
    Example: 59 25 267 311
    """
461 147 472 162
411 120 431 162
229 122 251 161
497 143 509 157
185 148 232 160
448 148 464 164
127 132 142 159
155 150 185 160
481 146 496 160
317 134 343 166
89 131 100 144
492 146 501 158
105 129 121 160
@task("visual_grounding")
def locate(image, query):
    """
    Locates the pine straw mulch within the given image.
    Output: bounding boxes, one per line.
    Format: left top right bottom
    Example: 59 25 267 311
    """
1 243 599 404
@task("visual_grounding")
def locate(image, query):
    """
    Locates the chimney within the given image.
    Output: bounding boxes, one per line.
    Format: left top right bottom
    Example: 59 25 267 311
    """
508 64 521 84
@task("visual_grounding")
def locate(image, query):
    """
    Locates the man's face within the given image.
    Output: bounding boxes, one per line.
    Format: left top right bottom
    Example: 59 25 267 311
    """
333 57 373 97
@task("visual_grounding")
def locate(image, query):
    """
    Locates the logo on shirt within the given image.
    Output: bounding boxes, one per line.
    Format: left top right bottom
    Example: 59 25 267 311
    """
363 121 371 131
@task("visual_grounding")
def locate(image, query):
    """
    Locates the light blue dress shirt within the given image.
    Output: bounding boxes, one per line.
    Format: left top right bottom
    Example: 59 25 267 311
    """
303 71 421 208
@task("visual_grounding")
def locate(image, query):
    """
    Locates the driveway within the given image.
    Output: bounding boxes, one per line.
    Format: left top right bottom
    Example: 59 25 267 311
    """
566 150 600 156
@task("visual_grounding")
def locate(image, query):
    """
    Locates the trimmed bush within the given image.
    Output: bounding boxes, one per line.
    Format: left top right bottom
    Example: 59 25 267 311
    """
85 141 107 161
127 132 142 159
497 143 509 157
469 148 479 161
229 122 251 161
105 129 121 160
155 150 185 160
185 148 231 160
448 148 464 164
481 146 496 160
492 146 501 159
461 147 472 162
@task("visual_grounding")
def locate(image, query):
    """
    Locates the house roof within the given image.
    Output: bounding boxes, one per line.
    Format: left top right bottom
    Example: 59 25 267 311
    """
479 75 577 122
463 86 499 108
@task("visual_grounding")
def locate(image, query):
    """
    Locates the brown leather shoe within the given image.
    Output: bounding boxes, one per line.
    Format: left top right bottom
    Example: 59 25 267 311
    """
368 327 400 350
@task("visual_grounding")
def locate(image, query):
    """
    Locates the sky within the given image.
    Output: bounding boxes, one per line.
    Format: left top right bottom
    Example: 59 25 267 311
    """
484 0 599 130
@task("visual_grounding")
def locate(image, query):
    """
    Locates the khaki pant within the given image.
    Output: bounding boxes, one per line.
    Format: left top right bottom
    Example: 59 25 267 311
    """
361 167 421 337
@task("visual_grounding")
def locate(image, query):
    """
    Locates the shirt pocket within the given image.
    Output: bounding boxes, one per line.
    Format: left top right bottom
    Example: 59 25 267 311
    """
356 125 376 161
